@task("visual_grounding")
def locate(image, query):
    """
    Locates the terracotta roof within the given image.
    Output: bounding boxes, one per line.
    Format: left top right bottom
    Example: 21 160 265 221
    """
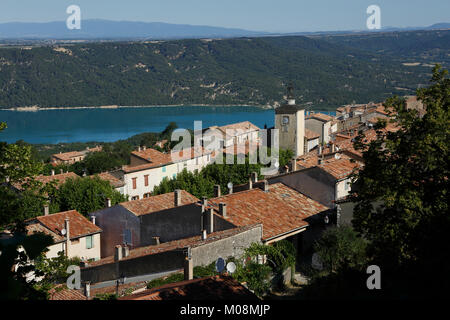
170 147 212 162
131 148 171 166
86 224 261 268
92 172 125 188
120 191 199 216
119 275 258 300
12 172 79 190
52 151 84 161
317 155 361 180
26 210 102 243
218 121 260 136
305 128 320 140
48 285 87 300
306 112 334 122
208 183 329 241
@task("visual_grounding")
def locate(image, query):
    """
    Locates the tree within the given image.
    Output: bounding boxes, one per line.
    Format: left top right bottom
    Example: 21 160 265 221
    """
313 225 368 274
351 65 450 297
55 176 127 216
0 122 47 227
0 233 54 300
34 251 81 292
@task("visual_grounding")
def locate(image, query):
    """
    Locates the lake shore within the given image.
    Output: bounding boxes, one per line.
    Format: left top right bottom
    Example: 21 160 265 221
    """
1 103 273 112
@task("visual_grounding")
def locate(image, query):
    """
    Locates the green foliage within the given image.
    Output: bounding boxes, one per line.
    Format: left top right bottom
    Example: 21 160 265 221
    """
0 233 54 300
313 225 368 274
34 251 81 287
233 261 272 297
93 293 118 300
0 34 435 110
146 272 185 289
350 65 449 297
243 241 296 274
54 176 127 216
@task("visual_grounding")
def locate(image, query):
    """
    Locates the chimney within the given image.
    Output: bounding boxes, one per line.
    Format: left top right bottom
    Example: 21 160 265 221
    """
174 189 182 207
331 143 336 153
202 197 208 208
84 281 91 299
44 204 49 216
318 158 323 165
137 146 142 152
64 218 70 257
122 245 130 258
90 215 96 225
143 146 147 151
248 178 253 190
51 169 55 176
184 257 193 281
318 145 323 155
228 184 233 194
105 198 112 208
251 172 258 183
152 236 160 245
60 169 63 174
201 229 207 240
219 203 227 218
114 245 123 262
291 159 297 172
213 185 221 198
207 208 214 234
263 180 269 192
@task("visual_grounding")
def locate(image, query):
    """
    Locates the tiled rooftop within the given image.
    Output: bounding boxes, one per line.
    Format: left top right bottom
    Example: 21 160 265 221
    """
92 172 125 188
13 172 79 190
306 112 334 122
305 128 320 140
218 121 260 136
119 275 258 300
52 151 84 161
86 224 261 268
48 285 87 300
120 190 199 216
297 152 361 180
208 183 329 241
26 210 102 243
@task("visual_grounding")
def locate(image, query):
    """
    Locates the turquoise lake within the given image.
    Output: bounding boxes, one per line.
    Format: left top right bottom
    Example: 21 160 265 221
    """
0 106 335 144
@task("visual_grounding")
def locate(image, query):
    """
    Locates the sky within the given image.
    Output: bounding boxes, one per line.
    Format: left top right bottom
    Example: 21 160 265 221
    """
0 0 449 33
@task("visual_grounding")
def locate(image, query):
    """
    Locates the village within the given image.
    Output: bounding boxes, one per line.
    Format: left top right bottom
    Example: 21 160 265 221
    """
1 91 425 300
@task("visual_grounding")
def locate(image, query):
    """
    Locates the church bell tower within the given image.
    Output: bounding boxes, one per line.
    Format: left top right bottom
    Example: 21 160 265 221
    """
274 84 305 158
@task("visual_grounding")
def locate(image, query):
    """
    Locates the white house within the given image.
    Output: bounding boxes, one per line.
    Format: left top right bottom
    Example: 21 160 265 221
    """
116 147 213 200
25 210 102 261
204 121 260 149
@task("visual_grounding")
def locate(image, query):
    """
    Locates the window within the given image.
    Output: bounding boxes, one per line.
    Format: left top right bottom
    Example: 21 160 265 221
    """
143 193 151 198
162 166 166 173
144 175 149 187
86 235 93 249
132 177 137 189
131 196 139 201
172 173 177 179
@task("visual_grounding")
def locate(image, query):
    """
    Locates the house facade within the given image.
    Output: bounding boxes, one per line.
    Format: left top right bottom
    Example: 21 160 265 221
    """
25 210 102 261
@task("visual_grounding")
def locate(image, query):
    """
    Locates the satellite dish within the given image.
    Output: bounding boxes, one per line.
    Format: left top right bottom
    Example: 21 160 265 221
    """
227 182 233 189
274 161 280 168
226 262 236 274
61 229 67 236
324 215 330 224
215 257 226 273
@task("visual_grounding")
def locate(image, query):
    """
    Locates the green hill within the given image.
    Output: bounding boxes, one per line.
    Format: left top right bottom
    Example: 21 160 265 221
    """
0 32 442 110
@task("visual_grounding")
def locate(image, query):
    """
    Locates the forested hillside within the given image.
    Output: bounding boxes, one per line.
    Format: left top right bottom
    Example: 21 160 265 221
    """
0 32 440 110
